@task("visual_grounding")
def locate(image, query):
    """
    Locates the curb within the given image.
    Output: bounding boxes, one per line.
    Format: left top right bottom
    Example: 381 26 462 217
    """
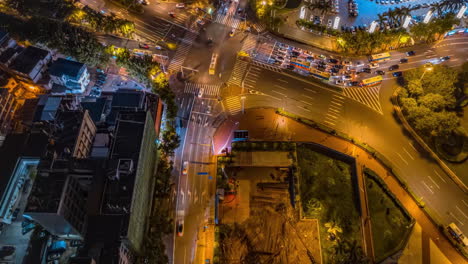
391 88 468 194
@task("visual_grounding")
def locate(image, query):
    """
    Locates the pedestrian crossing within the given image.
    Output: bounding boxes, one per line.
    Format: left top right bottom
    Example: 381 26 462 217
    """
214 13 241 29
168 31 198 72
240 34 257 54
251 22 267 33
184 83 221 97
323 94 345 127
224 96 242 115
343 86 383 114
242 64 262 90
251 60 282 73
227 59 249 87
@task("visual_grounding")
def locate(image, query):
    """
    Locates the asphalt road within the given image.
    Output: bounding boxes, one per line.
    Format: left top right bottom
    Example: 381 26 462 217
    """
230 34 468 236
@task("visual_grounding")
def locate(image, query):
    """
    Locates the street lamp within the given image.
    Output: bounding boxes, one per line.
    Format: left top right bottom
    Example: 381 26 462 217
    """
420 63 433 80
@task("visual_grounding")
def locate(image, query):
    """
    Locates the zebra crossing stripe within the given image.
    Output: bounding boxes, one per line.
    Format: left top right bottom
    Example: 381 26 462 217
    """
168 31 198 72
184 83 221 96
343 86 382 114
227 59 249 87
224 96 242 115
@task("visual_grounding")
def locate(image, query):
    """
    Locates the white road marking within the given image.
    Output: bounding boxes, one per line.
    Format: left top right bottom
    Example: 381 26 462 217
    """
298 105 311 112
422 181 434 194
333 94 345 100
330 101 343 107
302 94 315 100
329 104 341 111
272 90 286 96
277 78 288 83
462 200 468 208
328 108 341 114
274 84 288 90
304 87 317 93
427 176 440 189
409 141 417 152
396 153 409 165
326 113 339 119
433 170 446 183
449 212 465 226
300 100 313 106
455 206 468 220
324 120 336 126
402 147 414 160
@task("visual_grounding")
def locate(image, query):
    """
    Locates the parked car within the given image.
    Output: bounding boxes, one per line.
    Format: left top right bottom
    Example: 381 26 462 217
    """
369 62 379 68
388 64 399 71
175 3 185 8
328 58 338 64
362 68 372 73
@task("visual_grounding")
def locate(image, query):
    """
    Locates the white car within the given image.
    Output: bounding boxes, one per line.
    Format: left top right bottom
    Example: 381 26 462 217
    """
198 88 204 98
175 3 185 8
355 61 364 67
369 62 379 68
327 19 332 28
182 161 188 175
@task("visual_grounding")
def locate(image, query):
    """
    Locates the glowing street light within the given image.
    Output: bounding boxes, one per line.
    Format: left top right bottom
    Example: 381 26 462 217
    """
420 63 433 80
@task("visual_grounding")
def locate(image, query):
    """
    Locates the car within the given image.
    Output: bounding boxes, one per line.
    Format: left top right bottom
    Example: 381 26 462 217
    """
334 64 344 69
406 50 415 56
176 220 184 237
198 88 204 98
168 12 176 18
47 252 61 261
392 71 403 77
400 58 408 63
328 58 338 64
369 63 379 68
175 3 185 8
141 0 149 5
327 19 332 28
355 61 364 67
182 161 188 175
155 45 163 50
351 81 360 86
376 70 385 75
196 19 205 25
335 79 344 85
388 64 399 71
440 56 450 61
362 68 372 73
207 105 212 114
342 60 353 66
229 30 234 37
286 65 295 70
139 43 150 49
11 208 20 221
330 68 339 73
343 75 352 80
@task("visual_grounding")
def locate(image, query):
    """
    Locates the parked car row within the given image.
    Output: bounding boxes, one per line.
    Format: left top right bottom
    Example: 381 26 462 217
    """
348 0 358 17
90 70 107 97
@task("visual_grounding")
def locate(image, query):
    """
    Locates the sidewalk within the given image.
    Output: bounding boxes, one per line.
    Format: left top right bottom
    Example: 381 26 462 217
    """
217 108 467 264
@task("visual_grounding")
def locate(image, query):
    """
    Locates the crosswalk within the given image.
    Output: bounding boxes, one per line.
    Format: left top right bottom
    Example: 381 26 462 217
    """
251 60 282 73
184 83 222 97
242 64 262 90
343 86 383 114
323 94 345 127
214 13 241 29
168 31 198 72
134 20 172 43
251 22 267 33
240 34 257 54
227 59 249 87
224 96 242 115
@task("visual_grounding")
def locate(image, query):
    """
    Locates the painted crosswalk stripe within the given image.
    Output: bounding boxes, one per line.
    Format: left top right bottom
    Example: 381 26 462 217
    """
343 86 382 114
227 59 249 87
184 83 222 97
224 96 242 115
168 31 198 72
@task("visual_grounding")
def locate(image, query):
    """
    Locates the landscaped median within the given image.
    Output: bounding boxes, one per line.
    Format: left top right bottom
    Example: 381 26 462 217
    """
364 168 414 263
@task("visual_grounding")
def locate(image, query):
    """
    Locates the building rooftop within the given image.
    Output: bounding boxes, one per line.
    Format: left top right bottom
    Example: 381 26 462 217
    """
0 48 17 64
9 46 49 75
48 58 85 79
80 97 107 123
0 132 49 205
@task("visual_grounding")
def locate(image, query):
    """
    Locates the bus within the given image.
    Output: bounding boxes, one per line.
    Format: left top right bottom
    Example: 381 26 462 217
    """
447 223 468 246
369 52 391 62
290 59 310 71
310 68 330 81
360 76 383 87
209 53 218 75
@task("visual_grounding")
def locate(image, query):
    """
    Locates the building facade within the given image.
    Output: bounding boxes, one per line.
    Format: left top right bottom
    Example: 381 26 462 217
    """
48 58 90 94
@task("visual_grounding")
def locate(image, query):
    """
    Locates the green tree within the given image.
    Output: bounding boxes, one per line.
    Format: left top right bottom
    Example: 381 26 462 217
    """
418 93 448 111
